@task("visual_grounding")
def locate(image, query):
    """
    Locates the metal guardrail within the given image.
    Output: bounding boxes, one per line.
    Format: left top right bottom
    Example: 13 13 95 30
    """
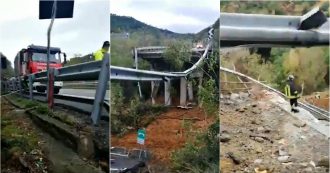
2 54 110 125
220 9 329 47
1 27 215 125
220 67 330 121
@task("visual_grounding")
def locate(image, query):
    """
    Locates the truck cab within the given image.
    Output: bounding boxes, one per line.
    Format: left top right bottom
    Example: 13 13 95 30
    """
14 45 66 94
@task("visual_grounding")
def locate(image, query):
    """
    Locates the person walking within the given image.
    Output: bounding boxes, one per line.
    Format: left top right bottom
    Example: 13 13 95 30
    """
284 75 300 113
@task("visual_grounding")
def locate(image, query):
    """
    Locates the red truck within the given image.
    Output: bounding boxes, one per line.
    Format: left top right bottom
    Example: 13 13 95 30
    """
14 45 66 94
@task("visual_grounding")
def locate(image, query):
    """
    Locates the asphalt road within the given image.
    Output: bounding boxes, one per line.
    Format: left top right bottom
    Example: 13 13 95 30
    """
59 88 110 100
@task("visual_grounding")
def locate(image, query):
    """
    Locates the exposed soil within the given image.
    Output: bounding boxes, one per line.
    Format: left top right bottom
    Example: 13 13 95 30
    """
220 91 329 173
111 106 214 167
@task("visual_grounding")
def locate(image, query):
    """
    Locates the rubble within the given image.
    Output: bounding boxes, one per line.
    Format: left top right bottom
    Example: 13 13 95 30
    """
220 133 231 143
220 92 329 173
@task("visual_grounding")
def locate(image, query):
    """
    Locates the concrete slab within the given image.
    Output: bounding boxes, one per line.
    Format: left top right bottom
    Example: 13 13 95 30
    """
268 91 330 139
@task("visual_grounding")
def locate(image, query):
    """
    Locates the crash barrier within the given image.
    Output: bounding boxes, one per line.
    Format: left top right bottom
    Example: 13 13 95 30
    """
220 8 329 47
220 67 329 121
2 27 215 124
2 54 110 125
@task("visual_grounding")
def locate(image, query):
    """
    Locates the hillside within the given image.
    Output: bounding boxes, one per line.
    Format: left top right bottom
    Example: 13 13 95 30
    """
220 0 329 95
111 14 218 67
221 1 329 16
111 14 194 40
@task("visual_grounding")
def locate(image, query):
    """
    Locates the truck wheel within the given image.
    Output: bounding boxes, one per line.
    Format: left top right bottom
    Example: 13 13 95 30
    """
54 88 60 94
36 87 46 93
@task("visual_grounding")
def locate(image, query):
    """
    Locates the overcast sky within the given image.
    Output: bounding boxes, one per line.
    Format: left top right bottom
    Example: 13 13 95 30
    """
110 0 219 34
0 0 110 65
1 0 219 65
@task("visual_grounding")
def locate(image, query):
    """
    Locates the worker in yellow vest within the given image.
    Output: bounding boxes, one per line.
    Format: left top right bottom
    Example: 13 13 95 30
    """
94 41 110 61
284 75 300 113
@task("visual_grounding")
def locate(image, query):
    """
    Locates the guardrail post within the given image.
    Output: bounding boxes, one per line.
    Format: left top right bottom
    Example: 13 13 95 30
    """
164 79 171 106
180 77 187 107
91 54 110 125
18 77 23 96
15 79 17 91
29 75 34 100
47 68 55 109
12 79 16 91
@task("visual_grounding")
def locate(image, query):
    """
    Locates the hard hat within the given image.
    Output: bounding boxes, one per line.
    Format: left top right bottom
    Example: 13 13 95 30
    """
103 41 110 47
288 74 294 80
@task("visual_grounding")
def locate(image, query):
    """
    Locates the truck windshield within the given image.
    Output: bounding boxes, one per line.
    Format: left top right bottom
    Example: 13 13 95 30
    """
32 52 60 63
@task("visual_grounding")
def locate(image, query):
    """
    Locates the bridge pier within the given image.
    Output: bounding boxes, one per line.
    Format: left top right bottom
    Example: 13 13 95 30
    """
187 81 193 101
151 81 160 105
164 79 171 106
180 77 187 107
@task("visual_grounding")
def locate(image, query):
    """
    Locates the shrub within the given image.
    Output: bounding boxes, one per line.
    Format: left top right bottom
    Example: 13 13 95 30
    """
171 121 219 173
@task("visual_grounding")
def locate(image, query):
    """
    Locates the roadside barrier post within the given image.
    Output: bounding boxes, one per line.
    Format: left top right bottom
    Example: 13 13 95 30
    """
18 77 23 96
29 75 34 100
48 68 55 109
91 53 110 125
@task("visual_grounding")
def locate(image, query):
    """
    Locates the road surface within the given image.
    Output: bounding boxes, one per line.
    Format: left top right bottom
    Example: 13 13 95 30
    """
60 89 110 100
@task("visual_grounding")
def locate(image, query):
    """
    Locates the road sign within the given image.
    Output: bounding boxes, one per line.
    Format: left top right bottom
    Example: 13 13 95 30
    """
39 0 74 19
137 129 146 145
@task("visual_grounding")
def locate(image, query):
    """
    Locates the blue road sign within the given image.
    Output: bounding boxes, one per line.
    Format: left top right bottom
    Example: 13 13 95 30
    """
137 129 146 145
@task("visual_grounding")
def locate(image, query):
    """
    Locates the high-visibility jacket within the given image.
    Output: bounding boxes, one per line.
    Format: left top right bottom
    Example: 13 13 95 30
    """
93 48 108 61
284 81 299 99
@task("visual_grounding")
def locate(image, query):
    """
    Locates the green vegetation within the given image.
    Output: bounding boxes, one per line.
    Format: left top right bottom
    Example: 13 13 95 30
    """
111 14 194 39
111 82 167 135
65 54 93 66
222 47 329 95
6 95 79 126
171 54 219 172
1 104 39 166
1 119 39 153
164 41 192 71
1 58 15 79
110 14 218 68
171 120 219 173
221 1 329 17
221 1 329 95
111 13 219 172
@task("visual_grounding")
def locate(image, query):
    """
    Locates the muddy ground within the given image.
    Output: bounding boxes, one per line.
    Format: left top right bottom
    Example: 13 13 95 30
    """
111 106 215 171
220 92 329 173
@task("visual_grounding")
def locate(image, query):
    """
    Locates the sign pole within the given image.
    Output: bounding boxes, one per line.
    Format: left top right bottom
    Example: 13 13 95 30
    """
137 128 146 159
46 0 57 108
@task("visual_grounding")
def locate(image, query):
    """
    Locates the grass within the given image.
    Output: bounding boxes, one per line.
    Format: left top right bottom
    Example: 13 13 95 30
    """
1 118 39 153
6 94 79 126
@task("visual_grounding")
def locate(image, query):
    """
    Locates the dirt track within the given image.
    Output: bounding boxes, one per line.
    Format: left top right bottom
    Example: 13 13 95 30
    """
220 92 329 173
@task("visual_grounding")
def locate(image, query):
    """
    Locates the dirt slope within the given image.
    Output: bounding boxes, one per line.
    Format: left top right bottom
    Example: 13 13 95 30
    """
111 107 214 165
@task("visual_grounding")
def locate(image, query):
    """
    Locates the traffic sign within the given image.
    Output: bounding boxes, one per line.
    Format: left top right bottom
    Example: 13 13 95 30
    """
137 129 146 145
39 0 74 19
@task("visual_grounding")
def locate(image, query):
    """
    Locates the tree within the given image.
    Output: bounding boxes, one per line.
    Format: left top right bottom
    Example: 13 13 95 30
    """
1 59 14 79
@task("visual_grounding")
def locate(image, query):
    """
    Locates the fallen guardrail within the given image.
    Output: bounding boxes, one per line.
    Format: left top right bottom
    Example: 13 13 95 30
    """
220 67 330 121
220 8 329 47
